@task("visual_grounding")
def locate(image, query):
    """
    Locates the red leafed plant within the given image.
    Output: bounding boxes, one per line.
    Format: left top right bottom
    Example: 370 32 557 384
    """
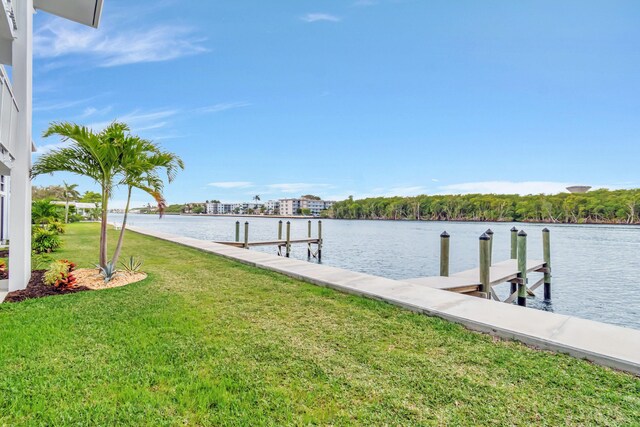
0 261 7 279
44 260 77 289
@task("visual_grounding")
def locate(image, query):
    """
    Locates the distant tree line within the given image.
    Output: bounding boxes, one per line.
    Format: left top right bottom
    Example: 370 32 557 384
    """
327 189 640 224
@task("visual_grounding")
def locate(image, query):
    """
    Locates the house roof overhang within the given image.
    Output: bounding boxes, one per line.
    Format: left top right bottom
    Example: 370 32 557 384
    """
34 0 104 28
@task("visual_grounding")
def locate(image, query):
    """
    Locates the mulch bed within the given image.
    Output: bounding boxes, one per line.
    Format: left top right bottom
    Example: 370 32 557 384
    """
4 270 91 303
0 250 8 258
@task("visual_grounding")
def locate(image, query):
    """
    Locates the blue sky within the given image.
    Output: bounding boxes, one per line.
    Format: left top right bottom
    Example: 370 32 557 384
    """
31 0 640 207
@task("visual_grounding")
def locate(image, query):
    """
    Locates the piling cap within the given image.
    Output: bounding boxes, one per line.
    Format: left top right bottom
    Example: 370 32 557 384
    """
287 221 290 224
510 226 518 232
485 228 494 235
245 221 249 224
440 231 450 238
542 228 550 233
479 232 490 240
518 230 527 237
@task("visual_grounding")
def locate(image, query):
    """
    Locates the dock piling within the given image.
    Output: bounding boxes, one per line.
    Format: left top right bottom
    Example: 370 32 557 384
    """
235 221 240 242
307 220 312 258
510 227 518 294
543 228 551 300
278 220 283 240
244 222 249 249
440 231 450 277
318 220 323 261
479 233 491 298
486 228 494 265
286 221 291 257
517 230 527 306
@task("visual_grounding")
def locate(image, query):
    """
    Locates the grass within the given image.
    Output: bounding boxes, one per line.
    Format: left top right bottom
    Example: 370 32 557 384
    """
0 223 638 426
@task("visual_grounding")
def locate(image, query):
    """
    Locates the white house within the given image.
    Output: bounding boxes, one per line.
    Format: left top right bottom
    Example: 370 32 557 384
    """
1 0 104 293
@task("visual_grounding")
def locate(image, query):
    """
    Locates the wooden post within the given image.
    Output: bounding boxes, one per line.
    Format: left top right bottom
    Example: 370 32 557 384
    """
278 220 283 240
479 233 491 298
543 228 551 300
317 220 323 260
307 220 312 258
285 221 291 258
485 228 494 266
517 230 527 307
440 231 450 277
244 221 249 249
510 227 518 259
510 226 518 295
235 221 240 242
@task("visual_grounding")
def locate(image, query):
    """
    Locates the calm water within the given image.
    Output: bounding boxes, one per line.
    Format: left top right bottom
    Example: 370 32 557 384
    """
111 214 640 330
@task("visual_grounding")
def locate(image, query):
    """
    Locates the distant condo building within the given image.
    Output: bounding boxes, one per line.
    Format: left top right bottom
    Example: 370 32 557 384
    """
198 197 334 217
279 198 335 216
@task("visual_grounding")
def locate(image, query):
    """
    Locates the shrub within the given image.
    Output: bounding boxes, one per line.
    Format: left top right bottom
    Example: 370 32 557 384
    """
0 261 6 279
96 261 119 283
120 256 143 273
32 227 62 254
44 260 77 289
32 254 54 270
68 213 84 223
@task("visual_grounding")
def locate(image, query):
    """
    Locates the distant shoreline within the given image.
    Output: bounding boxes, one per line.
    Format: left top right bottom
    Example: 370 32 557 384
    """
122 212 639 226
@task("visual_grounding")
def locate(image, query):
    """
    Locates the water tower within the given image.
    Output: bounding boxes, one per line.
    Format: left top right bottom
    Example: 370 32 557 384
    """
566 186 592 193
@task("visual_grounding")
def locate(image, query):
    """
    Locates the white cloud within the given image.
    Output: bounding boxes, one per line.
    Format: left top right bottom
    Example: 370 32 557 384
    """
300 13 341 23
266 183 331 193
35 140 72 154
208 181 253 189
198 102 251 114
437 181 573 196
33 97 96 112
34 18 207 67
87 109 178 133
79 105 112 118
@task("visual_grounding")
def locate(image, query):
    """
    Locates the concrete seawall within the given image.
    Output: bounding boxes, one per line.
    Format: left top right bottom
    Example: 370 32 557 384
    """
128 225 640 375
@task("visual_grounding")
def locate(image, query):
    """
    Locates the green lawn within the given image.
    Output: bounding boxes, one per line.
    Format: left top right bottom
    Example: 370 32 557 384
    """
0 223 638 426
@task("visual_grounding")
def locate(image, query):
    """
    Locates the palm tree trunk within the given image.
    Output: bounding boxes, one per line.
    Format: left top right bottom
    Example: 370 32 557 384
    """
111 186 132 266
99 186 109 268
65 199 69 224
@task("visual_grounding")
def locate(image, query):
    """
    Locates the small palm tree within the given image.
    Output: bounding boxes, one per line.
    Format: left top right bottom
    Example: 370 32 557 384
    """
253 195 260 202
110 136 183 265
62 181 80 223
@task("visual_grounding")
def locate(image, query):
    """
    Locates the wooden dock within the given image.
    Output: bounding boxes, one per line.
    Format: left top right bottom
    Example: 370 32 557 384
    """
406 258 546 298
216 238 320 248
408 227 552 305
217 220 323 259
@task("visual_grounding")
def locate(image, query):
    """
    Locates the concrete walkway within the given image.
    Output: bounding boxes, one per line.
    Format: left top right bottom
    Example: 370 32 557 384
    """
128 226 640 375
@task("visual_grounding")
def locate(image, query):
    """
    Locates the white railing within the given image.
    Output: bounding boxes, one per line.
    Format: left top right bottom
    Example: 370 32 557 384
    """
3 0 15 30
0 64 18 163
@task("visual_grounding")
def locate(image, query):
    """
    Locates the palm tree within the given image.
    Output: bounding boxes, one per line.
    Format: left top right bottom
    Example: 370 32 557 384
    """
33 122 131 268
253 195 260 202
110 136 183 266
31 199 62 226
62 181 80 223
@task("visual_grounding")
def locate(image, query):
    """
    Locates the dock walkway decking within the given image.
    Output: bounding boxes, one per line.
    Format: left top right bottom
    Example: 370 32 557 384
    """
128 225 640 375
406 259 545 293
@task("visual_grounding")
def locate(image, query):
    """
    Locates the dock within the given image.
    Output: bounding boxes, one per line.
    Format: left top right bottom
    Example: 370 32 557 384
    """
406 259 546 297
216 220 323 259
217 238 320 248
